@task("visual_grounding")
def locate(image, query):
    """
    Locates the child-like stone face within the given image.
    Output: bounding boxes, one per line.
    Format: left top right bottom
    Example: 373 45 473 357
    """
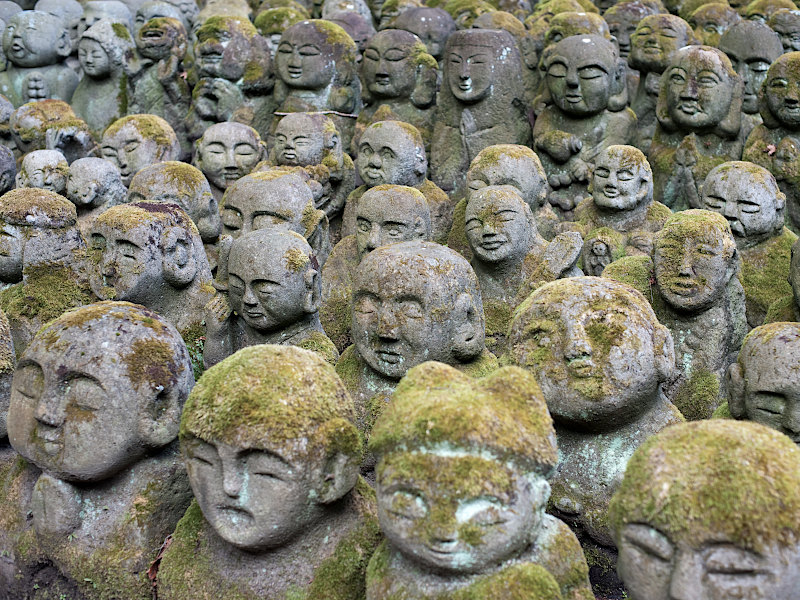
630 16 688 73
361 30 418 99
101 123 161 186
357 125 423 188
719 25 780 114
446 41 494 103
592 149 648 211
3 12 63 68
605 7 642 58
66 170 99 207
355 189 427 260
197 123 262 191
665 48 736 131
690 4 739 47
221 176 310 240
78 38 111 78
19 153 67 194
770 11 800 51
764 55 800 128
194 19 250 81
465 187 531 265
546 37 615 117
377 451 542 574
275 26 335 90
273 116 326 167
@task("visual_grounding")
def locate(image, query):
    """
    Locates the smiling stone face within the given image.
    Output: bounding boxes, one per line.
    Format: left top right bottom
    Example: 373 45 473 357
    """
357 121 426 188
101 115 180 186
275 22 335 91
465 186 532 266
629 14 693 74
195 122 264 192
591 145 652 212
764 52 800 129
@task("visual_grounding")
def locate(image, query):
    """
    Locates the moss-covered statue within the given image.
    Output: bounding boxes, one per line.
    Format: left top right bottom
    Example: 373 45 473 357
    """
700 161 797 327
745 0 797 21
338 240 497 434
2 301 194 599
649 46 745 211
0 10 79 107
391 6 455 63
609 420 800 600
203 228 338 368
0 145 14 196
157 344 381 600
718 21 782 141
65 157 126 237
565 145 671 275
467 186 582 355
366 362 594 600
253 6 308 58
355 29 438 154
769 7 800 52
100 113 181 186
534 35 636 220
10 99 97 163
503 276 684 594
687 2 740 47
0 189 94 356
603 1 662 100
186 16 274 145
270 112 356 242
71 19 135 138
15 149 68 195
430 29 530 194
88 202 214 345
628 15 697 153
78 1 133 38
343 120 451 244
765 236 800 322
273 19 361 149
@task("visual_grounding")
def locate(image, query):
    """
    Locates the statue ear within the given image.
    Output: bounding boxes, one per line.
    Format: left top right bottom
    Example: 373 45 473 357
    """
655 70 675 131
452 292 484 362
727 362 746 418
56 29 72 58
653 324 675 383
303 268 321 314
138 385 182 448
607 58 629 112
313 448 359 504
716 76 743 138
412 215 428 239
635 177 650 205
162 230 198 288
410 62 438 108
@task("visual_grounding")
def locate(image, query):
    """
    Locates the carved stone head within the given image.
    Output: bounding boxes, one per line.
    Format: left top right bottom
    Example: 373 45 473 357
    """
79 1 132 38
194 121 265 193
392 6 455 60
253 7 307 57
746 0 796 23
466 186 534 267
10 99 92 158
719 21 782 114
273 112 341 168
66 157 126 210
136 15 187 63
466 144 548 212
356 184 431 260
591 145 653 212
769 8 800 52
361 29 437 106
100 114 181 185
79 17 134 79
444 28 520 105
688 3 740 47
194 15 272 86
357 120 426 188
16 149 68 194
759 51 800 130
2 10 71 68
629 14 695 74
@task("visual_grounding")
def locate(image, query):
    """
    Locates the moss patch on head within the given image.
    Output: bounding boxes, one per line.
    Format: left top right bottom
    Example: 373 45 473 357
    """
124 338 180 392
0 188 76 228
370 362 557 474
672 368 720 420
609 419 800 552
198 15 257 40
0 265 95 326
285 246 311 272
297 330 339 365
254 7 307 34
95 201 199 237
103 114 176 148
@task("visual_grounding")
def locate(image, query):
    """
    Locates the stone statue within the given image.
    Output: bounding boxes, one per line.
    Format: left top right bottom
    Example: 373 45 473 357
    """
443 0 495 30
337 240 497 433
745 0 796 21
10 99 97 163
765 236 800 322
193 121 266 203
71 19 135 138
534 35 636 220
79 1 133 38
769 8 800 52
610 420 800 600
355 29 438 153
701 161 797 327
367 362 593 600
375 0 422 30
157 344 380 600
344 120 451 244
100 113 181 185
162 0 198 31
566 145 671 275
391 6 455 62
0 145 14 195
133 1 183 37
688 2 740 47
603 1 662 99
718 21 782 141
649 45 745 211
65 157 127 236
0 10 79 107
88 201 214 339
15 149 68 195
327 11 375 62
628 15 697 153
34 0 82 69
4 301 194 598
467 186 582 355
273 19 361 149
503 276 684 593
204 228 338 368
321 184 431 352
253 6 307 58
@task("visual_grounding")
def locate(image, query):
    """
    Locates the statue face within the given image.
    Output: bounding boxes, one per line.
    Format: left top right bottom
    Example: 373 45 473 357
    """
275 27 334 90
195 21 248 81
691 6 737 47
592 151 647 211
357 126 422 187
78 38 111 78
618 524 800 600
197 124 261 191
3 13 62 68
771 17 800 51
466 153 547 211
447 42 493 103
547 45 614 116
7 336 146 482
353 259 457 379
221 179 308 240
137 18 182 62
701 169 781 240
274 118 325 167
765 58 800 127
605 10 639 57
630 19 686 73
19 155 67 195
720 40 775 114
362 33 417 99
356 190 426 259
89 224 164 303
66 171 99 207
654 225 732 312
0 222 23 283
465 188 531 265
665 50 735 130
101 123 161 185
184 437 320 552
377 452 541 574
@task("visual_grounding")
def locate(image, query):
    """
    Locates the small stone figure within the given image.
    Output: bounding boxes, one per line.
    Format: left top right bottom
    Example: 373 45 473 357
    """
0 10 79 107
337 240 497 432
327 12 374 61
321 184 431 352
15 149 68 195
431 29 530 194
71 19 135 138
391 6 455 62
344 120 451 244
701 161 797 327
467 186 582 354
718 21 782 141
65 157 126 236
567 145 671 274
355 29 438 153
628 15 697 153
204 228 338 368
157 344 380 600
534 35 636 219
79 1 133 37
688 3 740 47
603 1 662 99
162 0 198 31
610 420 800 600
10 99 97 163
367 362 594 600
193 121 266 203
273 19 361 149
649 46 745 211
88 202 214 338
503 276 683 592
100 113 181 185
443 0 495 30
4 301 194 599
769 8 800 52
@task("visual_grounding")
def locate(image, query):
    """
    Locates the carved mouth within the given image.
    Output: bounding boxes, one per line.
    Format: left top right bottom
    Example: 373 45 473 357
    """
280 150 297 160
375 349 403 364
566 94 583 104
244 309 265 319
287 66 303 78
481 239 505 251
603 186 619 198
201 52 222 63
364 169 383 181
567 357 595 377
215 504 253 523
668 279 696 295
143 30 163 39
37 429 63 455
459 79 473 92
677 102 701 115
374 74 390 85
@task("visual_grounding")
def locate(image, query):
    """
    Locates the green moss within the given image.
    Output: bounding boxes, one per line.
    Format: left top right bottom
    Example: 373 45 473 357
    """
285 246 310 273
673 368 720 420
254 7 307 34
739 228 797 324
335 345 361 394
764 294 799 323
712 402 732 418
95 202 199 236
0 265 94 326
197 16 257 41
601 255 657 304
124 338 180 392
42 301 167 339
111 22 131 40
182 322 206 381
308 19 358 53
0 188 76 227
297 331 339 365
104 114 176 148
